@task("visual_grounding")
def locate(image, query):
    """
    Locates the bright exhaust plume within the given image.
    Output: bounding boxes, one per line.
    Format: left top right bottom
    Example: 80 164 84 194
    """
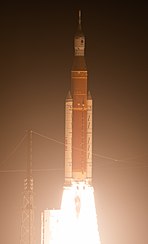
59 182 101 244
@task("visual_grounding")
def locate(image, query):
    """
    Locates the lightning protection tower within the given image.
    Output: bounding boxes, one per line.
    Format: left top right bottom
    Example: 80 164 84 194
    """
20 130 34 244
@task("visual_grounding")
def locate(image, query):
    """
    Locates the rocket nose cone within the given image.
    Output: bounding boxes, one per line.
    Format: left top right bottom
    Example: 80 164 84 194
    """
66 90 72 100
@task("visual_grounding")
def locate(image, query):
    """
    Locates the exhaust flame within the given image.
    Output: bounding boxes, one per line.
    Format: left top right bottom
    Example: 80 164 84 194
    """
58 182 101 244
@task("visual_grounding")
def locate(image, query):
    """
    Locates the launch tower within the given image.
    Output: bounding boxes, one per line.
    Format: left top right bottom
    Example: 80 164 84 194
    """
20 130 34 244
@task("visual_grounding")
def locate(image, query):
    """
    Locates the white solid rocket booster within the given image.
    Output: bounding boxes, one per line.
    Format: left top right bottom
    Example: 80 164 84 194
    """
65 91 73 181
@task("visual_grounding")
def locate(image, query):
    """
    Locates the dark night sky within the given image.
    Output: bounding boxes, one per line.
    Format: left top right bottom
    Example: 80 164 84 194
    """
0 1 148 244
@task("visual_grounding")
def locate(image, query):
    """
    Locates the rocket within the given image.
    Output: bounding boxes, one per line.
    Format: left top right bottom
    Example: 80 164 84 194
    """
65 11 92 185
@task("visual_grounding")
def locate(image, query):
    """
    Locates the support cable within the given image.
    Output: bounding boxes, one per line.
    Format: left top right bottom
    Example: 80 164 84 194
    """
0 130 147 171
0 131 27 167
32 130 148 164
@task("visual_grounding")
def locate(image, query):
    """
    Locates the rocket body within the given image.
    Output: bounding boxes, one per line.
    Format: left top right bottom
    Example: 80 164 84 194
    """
65 12 92 185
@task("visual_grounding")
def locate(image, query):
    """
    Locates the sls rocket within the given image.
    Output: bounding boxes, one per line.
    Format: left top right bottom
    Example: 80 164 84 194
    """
65 11 93 185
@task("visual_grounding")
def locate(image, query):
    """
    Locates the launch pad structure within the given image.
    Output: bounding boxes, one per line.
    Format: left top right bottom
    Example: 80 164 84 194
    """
18 10 101 244
41 10 101 244
20 130 34 244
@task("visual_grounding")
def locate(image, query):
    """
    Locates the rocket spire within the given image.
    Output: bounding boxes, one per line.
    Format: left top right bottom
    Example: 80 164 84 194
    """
66 90 72 100
78 10 81 27
77 10 83 34
72 10 86 70
88 91 92 100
